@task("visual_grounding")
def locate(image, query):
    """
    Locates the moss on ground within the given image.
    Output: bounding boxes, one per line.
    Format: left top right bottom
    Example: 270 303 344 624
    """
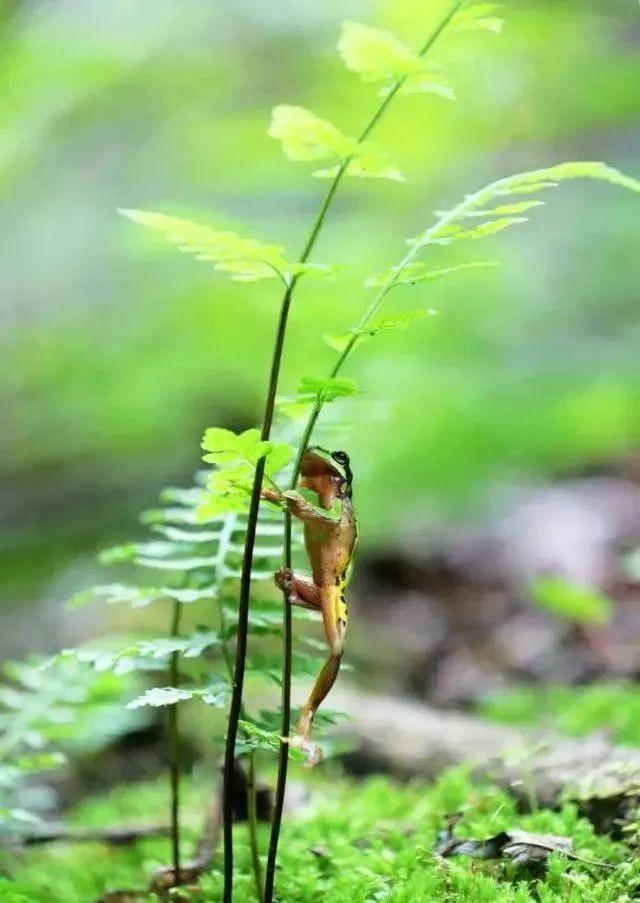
3 766 639 902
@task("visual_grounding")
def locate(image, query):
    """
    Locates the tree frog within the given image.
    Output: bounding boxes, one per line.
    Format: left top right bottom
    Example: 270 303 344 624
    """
261 446 357 765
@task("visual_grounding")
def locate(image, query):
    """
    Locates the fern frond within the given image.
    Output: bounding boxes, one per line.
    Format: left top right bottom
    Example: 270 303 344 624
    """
120 209 335 284
417 162 640 254
338 21 456 99
269 104 405 182
367 162 640 296
120 209 288 282
0 658 142 834
91 471 295 601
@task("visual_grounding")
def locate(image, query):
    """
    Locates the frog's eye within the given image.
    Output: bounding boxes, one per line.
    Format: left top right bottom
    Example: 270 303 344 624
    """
331 451 349 466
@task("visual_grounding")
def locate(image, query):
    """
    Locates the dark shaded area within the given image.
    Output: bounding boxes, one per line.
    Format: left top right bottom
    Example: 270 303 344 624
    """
352 460 640 707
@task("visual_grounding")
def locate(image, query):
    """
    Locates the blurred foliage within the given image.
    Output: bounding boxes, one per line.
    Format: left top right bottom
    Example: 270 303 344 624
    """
0 655 146 837
530 577 613 626
1 0 639 617
5 769 638 902
481 682 640 747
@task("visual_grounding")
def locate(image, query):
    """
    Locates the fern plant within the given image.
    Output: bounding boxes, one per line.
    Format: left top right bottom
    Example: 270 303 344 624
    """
0 657 140 847
59 470 337 896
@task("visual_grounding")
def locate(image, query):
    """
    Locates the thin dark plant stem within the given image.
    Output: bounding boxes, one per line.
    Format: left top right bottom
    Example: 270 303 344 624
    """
223 95 352 903
261 516 292 903
263 5 463 900
222 286 292 902
298 162 348 263
246 750 263 900
168 596 184 880
216 571 263 902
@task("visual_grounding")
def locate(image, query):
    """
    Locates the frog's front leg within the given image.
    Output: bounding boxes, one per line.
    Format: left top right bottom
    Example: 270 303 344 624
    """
261 488 340 526
274 566 321 612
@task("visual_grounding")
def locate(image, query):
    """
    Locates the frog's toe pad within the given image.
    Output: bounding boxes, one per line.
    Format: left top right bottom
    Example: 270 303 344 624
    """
290 734 323 767
274 566 294 591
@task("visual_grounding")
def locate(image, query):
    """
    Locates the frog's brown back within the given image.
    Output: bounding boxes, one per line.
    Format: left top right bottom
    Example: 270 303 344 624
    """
308 497 357 628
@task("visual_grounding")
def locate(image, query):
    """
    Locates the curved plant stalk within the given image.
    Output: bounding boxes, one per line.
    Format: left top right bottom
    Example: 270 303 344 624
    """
168 596 184 880
222 313 290 903
215 514 263 901
262 516 293 903
262 4 464 900
246 750 263 900
217 518 264 899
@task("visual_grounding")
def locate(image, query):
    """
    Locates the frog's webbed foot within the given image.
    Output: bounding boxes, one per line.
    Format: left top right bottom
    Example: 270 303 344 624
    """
274 568 321 611
290 734 323 768
260 488 282 506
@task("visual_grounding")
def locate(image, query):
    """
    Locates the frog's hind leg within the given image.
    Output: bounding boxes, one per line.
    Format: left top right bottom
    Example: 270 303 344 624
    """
274 566 321 612
294 587 345 764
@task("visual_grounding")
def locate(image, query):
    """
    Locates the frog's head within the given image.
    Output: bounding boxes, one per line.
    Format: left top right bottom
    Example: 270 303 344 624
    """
300 446 353 503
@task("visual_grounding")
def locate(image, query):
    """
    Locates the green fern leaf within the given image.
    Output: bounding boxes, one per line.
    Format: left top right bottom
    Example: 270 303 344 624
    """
452 4 504 34
338 21 456 99
127 686 195 708
287 262 336 279
198 428 293 518
493 181 558 195
151 525 221 543
339 21 426 81
397 161 640 279
276 377 359 415
68 583 216 610
338 20 455 99
119 209 288 282
297 376 359 403
439 216 529 242
324 310 435 354
499 161 640 195
269 105 360 161
127 678 228 709
459 200 545 218
314 152 405 182
237 719 305 760
269 104 403 182
365 260 498 289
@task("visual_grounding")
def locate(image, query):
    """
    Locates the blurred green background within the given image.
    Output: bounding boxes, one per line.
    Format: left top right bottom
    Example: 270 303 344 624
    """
1 0 639 645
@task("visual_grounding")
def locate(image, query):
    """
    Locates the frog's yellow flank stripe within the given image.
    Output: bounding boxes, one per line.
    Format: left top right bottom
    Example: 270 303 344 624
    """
336 570 348 625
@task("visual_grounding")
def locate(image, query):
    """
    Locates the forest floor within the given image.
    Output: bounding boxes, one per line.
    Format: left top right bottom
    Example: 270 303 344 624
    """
4 767 639 903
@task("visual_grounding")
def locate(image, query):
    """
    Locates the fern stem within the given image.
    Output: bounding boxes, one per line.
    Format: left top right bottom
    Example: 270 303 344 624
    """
246 750 263 900
222 288 292 902
224 136 352 902
263 5 464 900
262 515 293 903
168 596 184 881
216 561 263 902
222 56 366 900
